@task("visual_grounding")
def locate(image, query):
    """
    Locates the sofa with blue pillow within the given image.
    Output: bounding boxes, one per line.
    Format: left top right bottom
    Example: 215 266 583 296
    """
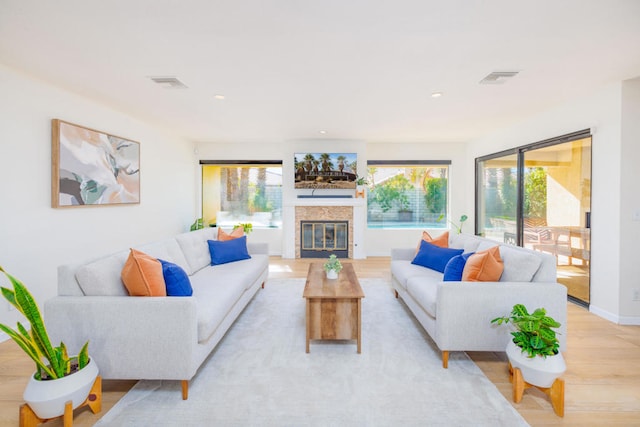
391 232 567 369
44 227 268 399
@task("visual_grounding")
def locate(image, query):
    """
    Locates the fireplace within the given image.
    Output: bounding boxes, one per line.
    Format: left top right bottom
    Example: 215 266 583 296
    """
294 205 354 258
300 221 349 258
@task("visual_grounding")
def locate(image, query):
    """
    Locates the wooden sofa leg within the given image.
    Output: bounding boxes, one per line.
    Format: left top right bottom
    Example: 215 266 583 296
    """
262 281 265 289
182 380 189 400
394 290 398 299
442 351 449 369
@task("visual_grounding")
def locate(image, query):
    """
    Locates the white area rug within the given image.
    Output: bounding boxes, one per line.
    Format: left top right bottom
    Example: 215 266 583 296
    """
95 278 528 427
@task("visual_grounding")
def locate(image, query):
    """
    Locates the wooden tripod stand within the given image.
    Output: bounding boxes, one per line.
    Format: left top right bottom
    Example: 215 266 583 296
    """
19 376 102 427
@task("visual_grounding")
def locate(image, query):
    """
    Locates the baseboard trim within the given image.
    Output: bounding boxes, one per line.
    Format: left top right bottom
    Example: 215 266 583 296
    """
589 305 640 325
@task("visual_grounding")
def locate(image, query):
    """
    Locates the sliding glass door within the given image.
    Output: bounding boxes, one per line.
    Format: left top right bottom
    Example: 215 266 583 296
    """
476 131 592 305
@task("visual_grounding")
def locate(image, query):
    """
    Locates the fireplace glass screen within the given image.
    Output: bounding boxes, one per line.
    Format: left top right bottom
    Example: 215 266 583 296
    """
301 221 348 258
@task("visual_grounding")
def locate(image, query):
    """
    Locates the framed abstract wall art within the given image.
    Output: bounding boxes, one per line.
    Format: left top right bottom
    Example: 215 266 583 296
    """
51 119 140 207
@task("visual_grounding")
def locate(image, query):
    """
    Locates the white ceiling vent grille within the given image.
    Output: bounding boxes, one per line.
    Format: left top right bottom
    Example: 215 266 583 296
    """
479 71 519 85
149 76 188 89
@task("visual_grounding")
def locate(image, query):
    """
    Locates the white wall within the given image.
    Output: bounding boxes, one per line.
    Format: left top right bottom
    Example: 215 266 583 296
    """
619 77 640 321
195 140 468 257
0 65 197 339
466 81 640 324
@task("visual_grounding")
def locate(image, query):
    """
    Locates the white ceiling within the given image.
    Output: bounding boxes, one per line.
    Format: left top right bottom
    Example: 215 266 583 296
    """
2 0 640 144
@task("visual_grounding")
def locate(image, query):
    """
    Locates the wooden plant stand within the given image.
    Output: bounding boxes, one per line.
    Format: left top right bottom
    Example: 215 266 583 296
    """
509 364 564 417
19 376 102 427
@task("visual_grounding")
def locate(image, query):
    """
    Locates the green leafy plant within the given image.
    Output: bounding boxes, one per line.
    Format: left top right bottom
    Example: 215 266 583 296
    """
371 175 412 212
355 176 368 186
0 266 89 380
233 223 253 235
323 254 343 273
190 218 204 231
491 304 561 358
438 214 468 234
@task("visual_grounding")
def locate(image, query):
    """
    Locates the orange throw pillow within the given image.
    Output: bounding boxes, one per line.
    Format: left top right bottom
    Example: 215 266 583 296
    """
218 227 244 241
416 231 449 252
462 246 504 282
121 249 166 296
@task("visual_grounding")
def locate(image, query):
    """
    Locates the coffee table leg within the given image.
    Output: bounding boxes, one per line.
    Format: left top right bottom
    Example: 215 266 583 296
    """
306 298 310 353
357 298 362 354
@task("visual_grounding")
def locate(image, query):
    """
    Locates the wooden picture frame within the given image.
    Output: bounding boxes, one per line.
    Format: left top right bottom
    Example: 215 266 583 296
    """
51 119 140 208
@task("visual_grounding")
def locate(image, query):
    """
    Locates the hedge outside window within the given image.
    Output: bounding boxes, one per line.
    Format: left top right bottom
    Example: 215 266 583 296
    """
366 161 450 229
201 162 283 229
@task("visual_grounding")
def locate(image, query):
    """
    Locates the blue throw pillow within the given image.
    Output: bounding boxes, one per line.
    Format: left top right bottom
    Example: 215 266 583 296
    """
158 259 193 296
207 235 251 265
443 252 475 281
411 240 464 273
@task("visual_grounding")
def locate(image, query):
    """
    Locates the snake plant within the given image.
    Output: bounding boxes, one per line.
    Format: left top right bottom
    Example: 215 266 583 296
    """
0 266 89 380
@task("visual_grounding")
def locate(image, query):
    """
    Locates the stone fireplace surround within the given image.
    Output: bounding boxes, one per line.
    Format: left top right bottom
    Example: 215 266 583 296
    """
282 198 365 259
295 206 353 258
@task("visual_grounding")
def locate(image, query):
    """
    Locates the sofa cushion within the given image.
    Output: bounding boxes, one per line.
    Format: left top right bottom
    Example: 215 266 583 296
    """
406 277 439 318
449 233 482 253
476 240 499 252
443 252 475 282
391 260 444 290
218 227 244 241
499 246 543 282
75 251 129 296
417 231 449 251
204 254 269 290
190 268 248 342
135 239 191 276
412 241 463 273
462 246 504 282
121 249 167 296
208 236 251 265
175 228 217 274
159 259 193 296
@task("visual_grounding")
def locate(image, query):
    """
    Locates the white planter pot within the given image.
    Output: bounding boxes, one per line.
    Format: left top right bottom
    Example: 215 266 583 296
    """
326 269 338 279
23 357 99 419
506 341 565 388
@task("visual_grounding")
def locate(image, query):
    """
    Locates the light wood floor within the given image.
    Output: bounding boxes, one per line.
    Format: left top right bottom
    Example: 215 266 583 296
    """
1 257 639 426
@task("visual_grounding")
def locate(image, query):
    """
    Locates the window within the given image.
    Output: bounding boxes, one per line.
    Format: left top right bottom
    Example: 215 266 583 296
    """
201 161 283 229
366 161 450 229
475 130 592 305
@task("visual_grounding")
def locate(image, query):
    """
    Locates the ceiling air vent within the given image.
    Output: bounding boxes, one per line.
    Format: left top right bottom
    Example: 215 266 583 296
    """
149 76 188 89
479 71 519 85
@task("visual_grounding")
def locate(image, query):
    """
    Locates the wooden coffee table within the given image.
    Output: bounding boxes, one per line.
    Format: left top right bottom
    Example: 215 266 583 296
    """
303 262 365 353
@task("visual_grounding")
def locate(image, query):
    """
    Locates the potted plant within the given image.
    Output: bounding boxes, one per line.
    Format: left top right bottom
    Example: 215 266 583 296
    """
491 303 566 388
190 218 204 231
323 254 343 279
438 214 468 234
234 222 253 235
0 266 99 419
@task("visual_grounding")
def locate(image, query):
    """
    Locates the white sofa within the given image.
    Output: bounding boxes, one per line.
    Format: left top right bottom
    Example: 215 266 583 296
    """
391 233 567 368
44 228 268 399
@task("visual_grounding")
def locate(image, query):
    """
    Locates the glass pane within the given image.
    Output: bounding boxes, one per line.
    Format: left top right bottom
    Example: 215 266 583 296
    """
366 165 449 229
302 223 313 250
313 225 324 249
336 223 347 250
524 138 591 303
477 154 518 243
325 224 335 250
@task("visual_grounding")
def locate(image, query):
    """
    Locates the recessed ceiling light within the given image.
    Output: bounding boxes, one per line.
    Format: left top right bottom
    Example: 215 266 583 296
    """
319 130 327 135
431 92 443 98
214 94 225 100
